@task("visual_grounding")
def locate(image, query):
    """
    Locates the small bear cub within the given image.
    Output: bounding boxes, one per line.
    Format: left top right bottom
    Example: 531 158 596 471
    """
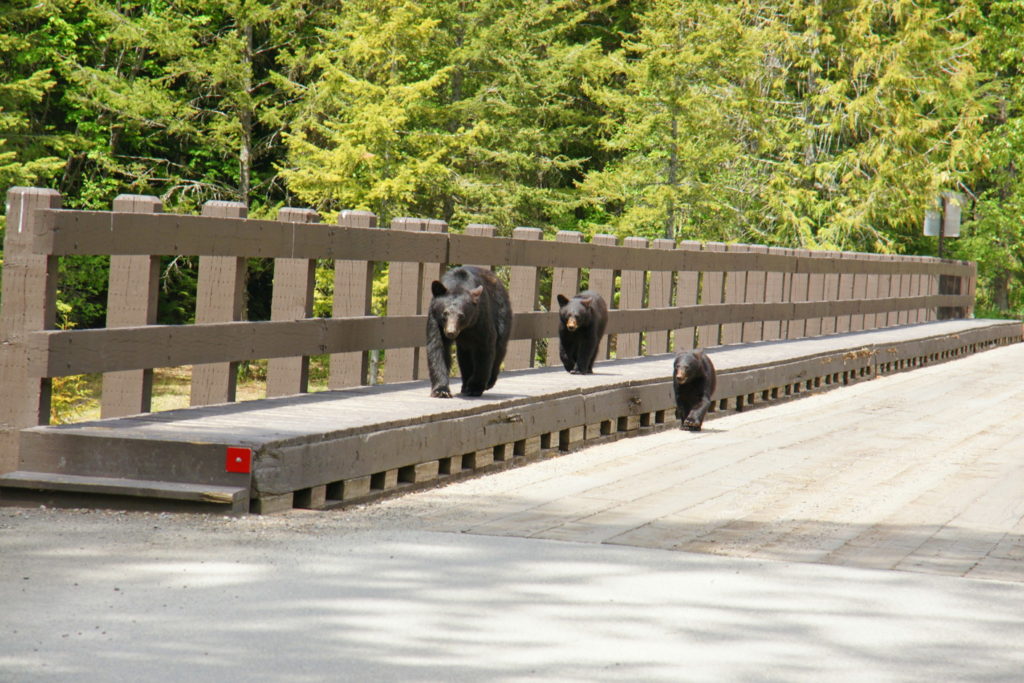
556 291 608 374
673 349 716 431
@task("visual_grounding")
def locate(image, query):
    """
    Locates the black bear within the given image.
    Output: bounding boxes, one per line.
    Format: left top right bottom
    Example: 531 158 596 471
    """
673 349 717 431
556 291 608 374
427 265 512 398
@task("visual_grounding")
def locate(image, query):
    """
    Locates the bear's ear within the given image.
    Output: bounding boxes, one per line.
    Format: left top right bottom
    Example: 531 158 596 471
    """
431 280 447 298
580 297 593 308
556 294 569 307
469 285 484 303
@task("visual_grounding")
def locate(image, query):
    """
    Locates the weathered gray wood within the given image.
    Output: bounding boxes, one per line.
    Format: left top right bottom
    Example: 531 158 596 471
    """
191 201 248 406
697 242 725 348
764 247 788 341
330 210 378 389
742 245 767 343
617 236 647 359
461 224 498 268
722 244 747 345
672 241 700 352
820 251 840 335
646 239 674 355
588 234 618 362
101 195 162 418
506 227 542 369
548 231 583 366
0 187 61 473
386 218 424 382
26 294 974 378
35 209 976 278
416 219 448 376
787 248 809 340
804 249 826 337
266 207 319 398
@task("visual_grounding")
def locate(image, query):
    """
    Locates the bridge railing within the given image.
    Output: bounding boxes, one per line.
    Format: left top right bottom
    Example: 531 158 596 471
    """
0 187 976 471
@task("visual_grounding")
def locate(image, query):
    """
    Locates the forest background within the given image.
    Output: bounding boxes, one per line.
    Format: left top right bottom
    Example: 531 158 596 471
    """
2 0 1023 334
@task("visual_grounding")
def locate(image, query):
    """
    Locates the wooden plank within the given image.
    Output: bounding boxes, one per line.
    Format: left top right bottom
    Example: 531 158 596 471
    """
787 248 809 340
191 201 248 406
588 234 618 362
27 295 973 378
742 245 767 343
101 195 162 418
819 251 840 335
329 210 378 389
506 227 542 369
416 219 449 376
0 471 247 509
646 239 674 355
697 242 725 348
804 249 825 337
548 231 583 367
764 247 788 341
0 187 61 473
266 207 319 398
617 236 647 359
672 241 700 352
385 218 424 382
35 209 977 278
722 244 747 345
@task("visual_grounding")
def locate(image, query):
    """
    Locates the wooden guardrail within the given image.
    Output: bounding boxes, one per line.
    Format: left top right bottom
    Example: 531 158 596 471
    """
0 187 976 474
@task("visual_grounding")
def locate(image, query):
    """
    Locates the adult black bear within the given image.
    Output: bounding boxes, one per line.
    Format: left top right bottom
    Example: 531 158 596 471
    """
427 265 512 398
673 349 716 431
555 291 608 374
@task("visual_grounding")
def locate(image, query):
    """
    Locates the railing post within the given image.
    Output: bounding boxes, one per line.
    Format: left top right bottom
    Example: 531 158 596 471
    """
417 219 448 375
863 254 881 330
820 251 840 335
697 242 725 348
742 244 767 343
266 207 319 398
764 246 788 341
646 238 674 355
330 210 378 388
102 194 162 418
191 200 248 406
722 244 748 345
787 248 809 340
672 241 701 352
617 236 647 359
548 230 582 367
588 234 618 361
506 227 542 369
385 217 424 383
0 187 60 472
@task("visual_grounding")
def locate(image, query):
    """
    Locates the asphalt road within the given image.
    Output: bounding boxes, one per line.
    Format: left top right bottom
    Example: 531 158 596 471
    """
2 342 1024 682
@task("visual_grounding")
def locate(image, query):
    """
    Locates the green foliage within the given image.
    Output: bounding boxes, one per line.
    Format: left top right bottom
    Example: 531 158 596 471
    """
0 0 1021 326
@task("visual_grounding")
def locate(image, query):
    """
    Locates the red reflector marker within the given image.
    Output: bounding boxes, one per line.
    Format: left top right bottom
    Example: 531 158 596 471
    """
226 447 252 473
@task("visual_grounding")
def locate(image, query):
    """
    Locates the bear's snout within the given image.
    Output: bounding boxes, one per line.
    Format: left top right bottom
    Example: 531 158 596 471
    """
565 317 578 331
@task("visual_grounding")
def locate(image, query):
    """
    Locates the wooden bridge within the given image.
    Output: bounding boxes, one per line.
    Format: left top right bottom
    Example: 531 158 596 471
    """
0 187 1018 513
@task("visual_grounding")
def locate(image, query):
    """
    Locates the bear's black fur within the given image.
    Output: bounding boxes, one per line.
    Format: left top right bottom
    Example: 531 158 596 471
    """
673 349 716 431
556 291 608 375
427 265 512 398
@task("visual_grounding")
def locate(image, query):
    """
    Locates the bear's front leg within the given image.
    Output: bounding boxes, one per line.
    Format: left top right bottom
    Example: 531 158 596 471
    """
427 322 454 398
683 397 712 431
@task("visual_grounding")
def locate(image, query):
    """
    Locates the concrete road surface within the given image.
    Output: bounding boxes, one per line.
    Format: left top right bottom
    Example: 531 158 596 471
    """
3 342 1024 681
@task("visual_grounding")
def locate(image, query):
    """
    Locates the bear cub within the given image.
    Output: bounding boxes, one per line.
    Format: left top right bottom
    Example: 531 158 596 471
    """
556 291 608 374
427 265 512 398
673 349 716 431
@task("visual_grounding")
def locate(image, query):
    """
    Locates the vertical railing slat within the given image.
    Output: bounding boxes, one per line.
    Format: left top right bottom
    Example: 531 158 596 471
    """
697 242 725 348
506 227 542 369
673 241 700 352
645 238 674 355
617 236 647 359
0 187 61 471
102 194 162 418
190 200 248 406
588 234 618 362
266 207 319 398
385 217 424 383
330 210 378 389
548 230 582 367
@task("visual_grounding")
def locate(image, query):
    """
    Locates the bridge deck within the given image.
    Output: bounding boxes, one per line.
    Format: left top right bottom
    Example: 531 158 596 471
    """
1 319 1020 513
